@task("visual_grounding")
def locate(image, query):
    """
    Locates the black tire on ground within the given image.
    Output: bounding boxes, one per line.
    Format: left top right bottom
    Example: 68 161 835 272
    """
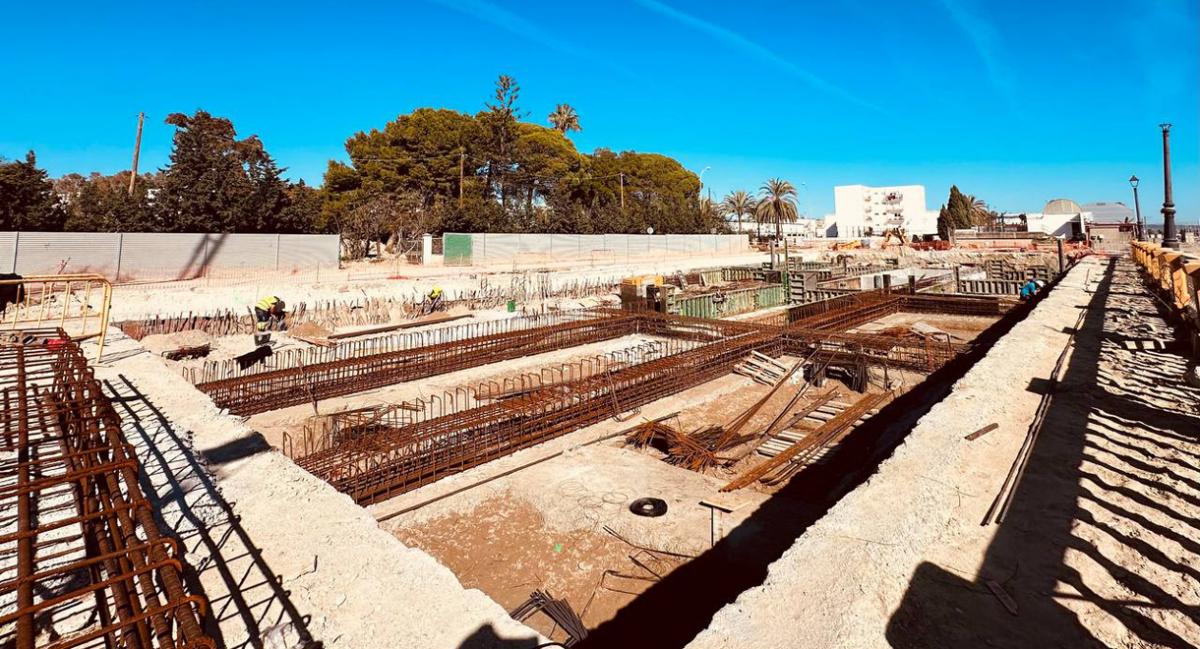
629 497 668 517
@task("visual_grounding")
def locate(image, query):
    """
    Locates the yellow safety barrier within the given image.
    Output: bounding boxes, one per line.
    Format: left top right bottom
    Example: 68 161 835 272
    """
0 273 113 359
1132 241 1200 357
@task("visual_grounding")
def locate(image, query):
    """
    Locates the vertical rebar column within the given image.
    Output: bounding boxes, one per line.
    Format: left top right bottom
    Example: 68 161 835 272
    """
15 345 34 649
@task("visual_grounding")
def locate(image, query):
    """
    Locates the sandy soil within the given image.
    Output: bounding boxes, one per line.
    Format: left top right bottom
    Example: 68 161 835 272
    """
689 256 1200 649
105 251 775 321
386 440 794 639
851 312 1000 342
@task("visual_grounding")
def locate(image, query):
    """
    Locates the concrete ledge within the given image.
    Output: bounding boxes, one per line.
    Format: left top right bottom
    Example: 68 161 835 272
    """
97 333 541 648
687 258 1097 648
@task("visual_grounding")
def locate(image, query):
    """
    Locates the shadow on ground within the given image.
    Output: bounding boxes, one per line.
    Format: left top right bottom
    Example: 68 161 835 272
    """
886 259 1200 648
106 375 323 649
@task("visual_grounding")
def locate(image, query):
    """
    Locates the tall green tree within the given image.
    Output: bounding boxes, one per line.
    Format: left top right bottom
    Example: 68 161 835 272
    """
511 122 580 223
277 180 324 233
63 172 159 232
0 151 65 230
478 75 522 205
721 190 756 236
323 76 719 236
936 185 985 240
547 103 581 135
156 110 290 232
755 178 799 239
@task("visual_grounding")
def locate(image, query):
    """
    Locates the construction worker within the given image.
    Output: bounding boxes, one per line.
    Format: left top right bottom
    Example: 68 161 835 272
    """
254 295 287 333
423 286 444 315
1018 278 1039 302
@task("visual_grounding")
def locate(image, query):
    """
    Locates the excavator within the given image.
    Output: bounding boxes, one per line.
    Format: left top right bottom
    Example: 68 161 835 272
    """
882 227 909 248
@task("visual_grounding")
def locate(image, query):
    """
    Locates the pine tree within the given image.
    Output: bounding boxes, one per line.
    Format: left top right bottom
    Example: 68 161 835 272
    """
0 151 64 230
936 185 975 240
156 111 289 232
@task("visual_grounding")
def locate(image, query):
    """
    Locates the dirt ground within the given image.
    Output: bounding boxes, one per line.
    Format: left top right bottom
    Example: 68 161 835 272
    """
851 312 1000 341
394 497 641 641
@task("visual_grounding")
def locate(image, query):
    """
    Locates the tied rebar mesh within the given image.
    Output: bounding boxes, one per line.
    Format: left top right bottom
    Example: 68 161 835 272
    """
0 331 213 649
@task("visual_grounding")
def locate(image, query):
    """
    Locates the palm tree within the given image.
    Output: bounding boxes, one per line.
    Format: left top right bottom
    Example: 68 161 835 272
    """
721 190 757 236
755 178 799 240
547 103 581 135
969 196 994 227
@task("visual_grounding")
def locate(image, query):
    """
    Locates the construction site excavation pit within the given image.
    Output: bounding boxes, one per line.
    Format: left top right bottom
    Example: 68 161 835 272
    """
164 271 1032 645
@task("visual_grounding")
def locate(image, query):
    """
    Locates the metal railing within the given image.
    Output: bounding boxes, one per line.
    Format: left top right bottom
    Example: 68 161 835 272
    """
0 273 112 359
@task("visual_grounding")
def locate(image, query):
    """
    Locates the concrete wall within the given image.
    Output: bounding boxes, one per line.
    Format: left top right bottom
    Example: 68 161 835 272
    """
442 233 751 266
0 232 340 281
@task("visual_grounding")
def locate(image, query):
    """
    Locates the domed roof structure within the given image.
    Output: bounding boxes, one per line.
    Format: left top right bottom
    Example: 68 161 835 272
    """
1043 198 1082 215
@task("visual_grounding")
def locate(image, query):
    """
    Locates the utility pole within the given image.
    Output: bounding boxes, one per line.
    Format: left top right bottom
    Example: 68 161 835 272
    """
1159 123 1179 249
128 112 144 195
619 173 625 211
458 149 465 208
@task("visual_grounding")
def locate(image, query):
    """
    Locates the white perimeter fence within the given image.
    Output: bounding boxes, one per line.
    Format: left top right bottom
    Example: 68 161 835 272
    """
0 232 341 282
442 233 751 266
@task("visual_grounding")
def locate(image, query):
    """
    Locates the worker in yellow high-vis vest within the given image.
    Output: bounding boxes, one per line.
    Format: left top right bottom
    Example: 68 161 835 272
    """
254 295 286 333
422 286 444 315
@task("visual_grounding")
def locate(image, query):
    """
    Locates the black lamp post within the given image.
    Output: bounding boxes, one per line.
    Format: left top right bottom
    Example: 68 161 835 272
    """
1129 175 1145 241
1160 123 1179 249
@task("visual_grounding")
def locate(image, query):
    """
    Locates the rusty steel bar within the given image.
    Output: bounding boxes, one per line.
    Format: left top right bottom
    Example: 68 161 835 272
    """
197 312 646 415
187 311 596 384
721 390 892 491
295 330 783 504
262 294 1000 502
0 332 213 649
899 293 1015 316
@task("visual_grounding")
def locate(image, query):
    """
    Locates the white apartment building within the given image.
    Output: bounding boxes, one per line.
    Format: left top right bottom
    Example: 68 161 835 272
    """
826 184 939 237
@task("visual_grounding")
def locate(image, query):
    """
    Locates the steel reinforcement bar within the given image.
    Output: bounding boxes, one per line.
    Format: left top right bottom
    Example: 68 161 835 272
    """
296 331 783 504
899 293 1015 316
282 338 700 461
198 312 645 415
186 311 594 384
0 334 212 649
781 328 965 372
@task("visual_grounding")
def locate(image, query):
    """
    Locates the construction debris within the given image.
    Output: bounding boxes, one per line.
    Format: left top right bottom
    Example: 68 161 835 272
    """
722 391 893 491
161 342 212 360
510 590 589 646
964 423 1000 441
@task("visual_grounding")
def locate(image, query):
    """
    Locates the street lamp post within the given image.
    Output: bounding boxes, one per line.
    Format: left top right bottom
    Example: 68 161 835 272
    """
1129 175 1145 241
1159 123 1179 249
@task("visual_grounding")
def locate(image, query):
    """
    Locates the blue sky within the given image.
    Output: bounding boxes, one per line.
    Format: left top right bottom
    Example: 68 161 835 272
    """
2 0 1196 222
